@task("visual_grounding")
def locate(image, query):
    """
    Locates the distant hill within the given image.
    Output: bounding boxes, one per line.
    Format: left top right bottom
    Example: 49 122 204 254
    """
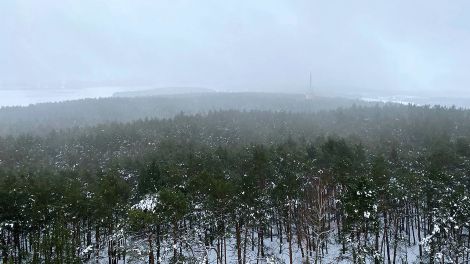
0 92 374 136
113 87 215 97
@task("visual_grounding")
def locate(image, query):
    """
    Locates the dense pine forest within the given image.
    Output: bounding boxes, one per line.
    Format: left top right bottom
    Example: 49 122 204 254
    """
0 93 369 136
1 102 470 263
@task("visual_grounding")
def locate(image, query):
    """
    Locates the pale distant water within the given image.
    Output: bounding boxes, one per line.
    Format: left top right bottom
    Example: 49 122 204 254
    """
0 87 132 107
361 95 470 108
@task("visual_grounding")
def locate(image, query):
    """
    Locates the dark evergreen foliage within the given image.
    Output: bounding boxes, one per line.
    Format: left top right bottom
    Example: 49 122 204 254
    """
1 102 470 263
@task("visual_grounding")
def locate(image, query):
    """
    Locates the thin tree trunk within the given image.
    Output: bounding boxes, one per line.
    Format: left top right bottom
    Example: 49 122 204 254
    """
416 205 423 262
393 216 399 264
224 235 227 264
95 226 100 263
236 221 242 264
288 209 293 264
384 212 391 264
156 225 161 264
173 221 178 260
243 227 248 264
375 227 380 264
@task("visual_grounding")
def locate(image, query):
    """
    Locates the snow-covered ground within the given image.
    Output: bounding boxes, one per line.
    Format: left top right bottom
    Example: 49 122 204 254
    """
85 227 422 264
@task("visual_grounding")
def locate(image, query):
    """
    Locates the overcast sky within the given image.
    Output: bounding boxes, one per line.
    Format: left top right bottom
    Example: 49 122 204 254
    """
1 0 469 96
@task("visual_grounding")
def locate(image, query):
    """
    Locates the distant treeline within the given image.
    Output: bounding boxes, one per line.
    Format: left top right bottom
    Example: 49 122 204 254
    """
1 104 470 263
0 93 370 136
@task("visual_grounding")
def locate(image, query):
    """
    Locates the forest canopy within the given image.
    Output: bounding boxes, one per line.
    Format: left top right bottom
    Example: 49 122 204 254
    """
1 101 470 263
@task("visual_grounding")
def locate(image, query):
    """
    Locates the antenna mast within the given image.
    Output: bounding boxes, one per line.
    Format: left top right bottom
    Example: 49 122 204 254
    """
309 72 312 93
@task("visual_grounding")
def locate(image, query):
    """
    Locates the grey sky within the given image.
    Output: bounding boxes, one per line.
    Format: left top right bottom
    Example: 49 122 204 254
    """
1 0 469 96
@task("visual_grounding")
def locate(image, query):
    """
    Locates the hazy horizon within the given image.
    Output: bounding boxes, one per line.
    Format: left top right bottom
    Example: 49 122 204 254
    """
2 0 470 100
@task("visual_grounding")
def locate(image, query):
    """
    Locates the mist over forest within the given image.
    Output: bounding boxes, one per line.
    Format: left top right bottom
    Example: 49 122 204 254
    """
1 1 470 264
